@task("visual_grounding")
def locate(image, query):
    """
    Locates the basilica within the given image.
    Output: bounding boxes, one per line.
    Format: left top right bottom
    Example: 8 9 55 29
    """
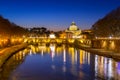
65 21 82 38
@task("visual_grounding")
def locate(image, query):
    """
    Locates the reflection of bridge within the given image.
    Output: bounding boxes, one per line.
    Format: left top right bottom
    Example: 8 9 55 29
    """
23 37 91 46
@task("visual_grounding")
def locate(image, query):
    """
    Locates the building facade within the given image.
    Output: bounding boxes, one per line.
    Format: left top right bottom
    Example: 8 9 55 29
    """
65 22 82 38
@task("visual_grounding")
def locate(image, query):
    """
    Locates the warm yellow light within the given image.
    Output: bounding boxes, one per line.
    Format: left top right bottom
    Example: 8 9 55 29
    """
80 40 83 43
56 39 62 43
49 34 56 38
109 41 115 50
101 40 107 48
68 39 75 43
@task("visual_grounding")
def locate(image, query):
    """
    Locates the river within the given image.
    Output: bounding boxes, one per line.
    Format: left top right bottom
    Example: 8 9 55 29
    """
0 44 120 80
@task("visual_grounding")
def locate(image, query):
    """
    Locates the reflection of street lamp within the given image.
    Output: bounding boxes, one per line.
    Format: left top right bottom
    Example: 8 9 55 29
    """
50 45 55 60
63 49 66 63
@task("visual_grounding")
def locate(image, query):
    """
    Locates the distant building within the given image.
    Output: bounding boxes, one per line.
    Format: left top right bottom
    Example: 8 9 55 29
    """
49 33 56 38
29 27 47 38
65 21 82 38
59 32 66 38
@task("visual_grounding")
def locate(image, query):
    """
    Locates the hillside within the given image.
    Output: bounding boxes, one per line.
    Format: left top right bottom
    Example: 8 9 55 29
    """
91 7 120 37
0 16 28 37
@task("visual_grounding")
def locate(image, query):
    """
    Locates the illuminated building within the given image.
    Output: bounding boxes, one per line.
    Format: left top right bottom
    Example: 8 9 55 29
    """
49 33 56 38
59 32 67 38
65 21 82 38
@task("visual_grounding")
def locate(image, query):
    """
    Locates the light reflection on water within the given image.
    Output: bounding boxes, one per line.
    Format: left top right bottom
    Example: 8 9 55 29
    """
0 44 120 80
95 55 120 80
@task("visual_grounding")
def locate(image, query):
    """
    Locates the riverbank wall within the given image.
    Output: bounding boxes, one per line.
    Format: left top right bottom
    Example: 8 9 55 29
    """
74 42 120 61
0 43 28 68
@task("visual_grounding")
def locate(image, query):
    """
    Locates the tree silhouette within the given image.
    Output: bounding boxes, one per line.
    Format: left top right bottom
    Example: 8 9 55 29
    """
91 6 120 37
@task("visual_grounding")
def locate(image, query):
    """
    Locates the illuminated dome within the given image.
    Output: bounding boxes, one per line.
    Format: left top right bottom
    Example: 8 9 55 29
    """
69 21 78 31
65 21 82 38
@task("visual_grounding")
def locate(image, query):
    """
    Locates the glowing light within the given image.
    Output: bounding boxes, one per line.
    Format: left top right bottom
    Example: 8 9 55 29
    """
63 49 66 63
69 47 75 64
68 39 75 43
80 40 83 43
56 39 62 43
87 52 90 64
108 59 113 77
80 50 83 64
109 36 112 39
95 55 98 77
41 50 43 56
101 41 107 48
110 41 115 50
50 44 55 60
49 34 56 38
75 49 77 63
29 50 32 55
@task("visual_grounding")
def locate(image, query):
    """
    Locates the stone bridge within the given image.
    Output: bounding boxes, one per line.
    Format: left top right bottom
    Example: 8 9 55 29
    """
23 37 91 46
91 37 120 52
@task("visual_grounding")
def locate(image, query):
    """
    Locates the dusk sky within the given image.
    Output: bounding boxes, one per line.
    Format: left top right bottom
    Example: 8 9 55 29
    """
0 0 120 31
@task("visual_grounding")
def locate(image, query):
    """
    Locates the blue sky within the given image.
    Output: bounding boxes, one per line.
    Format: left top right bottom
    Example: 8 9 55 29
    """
0 0 120 31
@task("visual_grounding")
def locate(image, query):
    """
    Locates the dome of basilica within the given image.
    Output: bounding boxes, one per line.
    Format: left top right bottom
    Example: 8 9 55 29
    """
65 21 82 38
69 21 78 31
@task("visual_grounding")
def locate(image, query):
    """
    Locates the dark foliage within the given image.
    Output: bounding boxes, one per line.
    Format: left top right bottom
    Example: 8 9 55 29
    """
0 16 28 37
91 6 120 37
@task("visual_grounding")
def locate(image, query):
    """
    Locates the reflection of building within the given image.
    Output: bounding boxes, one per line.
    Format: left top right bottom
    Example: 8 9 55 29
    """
65 22 82 38
0 51 26 80
94 56 120 80
50 44 55 59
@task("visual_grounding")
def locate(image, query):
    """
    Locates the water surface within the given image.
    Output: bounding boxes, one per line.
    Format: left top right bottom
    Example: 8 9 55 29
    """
0 44 120 80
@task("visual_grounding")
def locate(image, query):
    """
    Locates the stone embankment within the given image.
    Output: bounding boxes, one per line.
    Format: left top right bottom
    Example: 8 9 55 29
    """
0 43 28 68
76 44 120 61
